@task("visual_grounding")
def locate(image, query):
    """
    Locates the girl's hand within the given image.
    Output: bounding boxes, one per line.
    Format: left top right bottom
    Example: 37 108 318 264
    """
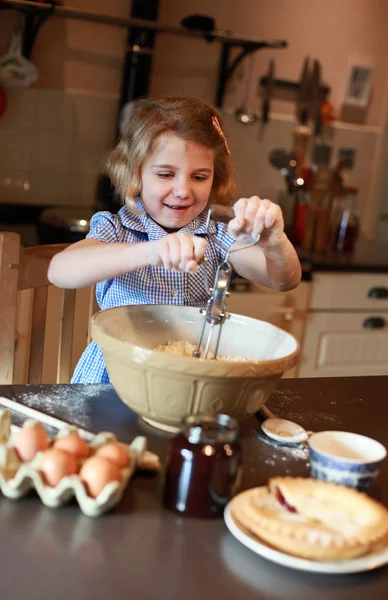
228 196 285 247
148 233 208 274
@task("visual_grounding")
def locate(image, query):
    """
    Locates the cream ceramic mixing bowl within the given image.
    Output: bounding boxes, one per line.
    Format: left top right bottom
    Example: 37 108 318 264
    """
91 305 299 432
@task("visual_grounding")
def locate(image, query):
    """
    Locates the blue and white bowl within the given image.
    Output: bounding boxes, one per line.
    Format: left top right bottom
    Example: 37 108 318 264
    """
308 431 386 492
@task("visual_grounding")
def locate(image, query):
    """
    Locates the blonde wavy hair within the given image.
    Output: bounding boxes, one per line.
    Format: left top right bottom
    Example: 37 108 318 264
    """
104 96 236 213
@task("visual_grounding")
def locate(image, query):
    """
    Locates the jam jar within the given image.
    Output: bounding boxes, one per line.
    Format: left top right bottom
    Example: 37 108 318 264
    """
162 414 242 518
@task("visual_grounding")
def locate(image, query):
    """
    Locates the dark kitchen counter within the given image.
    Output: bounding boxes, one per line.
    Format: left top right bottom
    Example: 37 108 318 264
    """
298 236 388 276
0 376 387 600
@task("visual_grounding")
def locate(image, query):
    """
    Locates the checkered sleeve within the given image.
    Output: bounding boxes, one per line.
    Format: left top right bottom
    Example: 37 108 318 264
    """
85 212 124 306
215 223 239 256
86 211 123 243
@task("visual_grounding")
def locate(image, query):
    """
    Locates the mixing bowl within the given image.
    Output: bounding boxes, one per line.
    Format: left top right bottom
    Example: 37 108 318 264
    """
91 305 299 432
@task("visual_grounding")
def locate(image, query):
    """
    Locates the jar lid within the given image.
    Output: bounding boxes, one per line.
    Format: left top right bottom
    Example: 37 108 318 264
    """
182 413 239 444
39 207 95 232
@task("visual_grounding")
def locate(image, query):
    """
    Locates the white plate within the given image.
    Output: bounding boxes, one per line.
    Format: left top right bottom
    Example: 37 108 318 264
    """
224 503 388 574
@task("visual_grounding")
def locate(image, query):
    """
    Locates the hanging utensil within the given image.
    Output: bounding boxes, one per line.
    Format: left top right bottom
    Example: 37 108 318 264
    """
235 53 258 125
268 148 295 173
295 56 311 126
259 57 275 138
0 27 38 89
311 59 322 138
268 148 297 194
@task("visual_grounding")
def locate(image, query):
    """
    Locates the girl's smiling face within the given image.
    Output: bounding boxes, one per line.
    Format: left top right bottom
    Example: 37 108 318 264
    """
140 133 214 230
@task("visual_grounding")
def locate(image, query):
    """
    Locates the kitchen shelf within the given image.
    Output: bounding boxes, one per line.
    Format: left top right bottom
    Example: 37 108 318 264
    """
1 0 288 107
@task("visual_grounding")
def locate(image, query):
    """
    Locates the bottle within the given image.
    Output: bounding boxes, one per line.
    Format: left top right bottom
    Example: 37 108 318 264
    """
332 187 359 252
162 414 242 518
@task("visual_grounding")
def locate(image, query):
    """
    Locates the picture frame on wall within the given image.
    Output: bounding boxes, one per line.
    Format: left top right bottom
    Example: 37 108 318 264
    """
343 64 374 108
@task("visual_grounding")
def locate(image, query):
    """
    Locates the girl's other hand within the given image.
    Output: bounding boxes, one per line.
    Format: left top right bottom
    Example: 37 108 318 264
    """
228 196 285 247
148 233 208 274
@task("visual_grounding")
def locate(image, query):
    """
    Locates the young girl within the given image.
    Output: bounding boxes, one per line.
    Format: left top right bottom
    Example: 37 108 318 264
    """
48 96 301 383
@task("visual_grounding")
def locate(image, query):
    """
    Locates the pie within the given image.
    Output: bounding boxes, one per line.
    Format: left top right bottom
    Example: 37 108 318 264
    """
229 477 388 561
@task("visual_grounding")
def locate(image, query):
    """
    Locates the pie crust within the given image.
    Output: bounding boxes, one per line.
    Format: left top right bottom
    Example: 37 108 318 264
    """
229 477 388 561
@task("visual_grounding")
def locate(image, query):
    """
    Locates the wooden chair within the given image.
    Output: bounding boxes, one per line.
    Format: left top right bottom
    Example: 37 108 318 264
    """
0 232 98 384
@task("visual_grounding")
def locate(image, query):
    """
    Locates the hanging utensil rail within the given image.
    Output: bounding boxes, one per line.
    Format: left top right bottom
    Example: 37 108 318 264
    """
1 0 287 107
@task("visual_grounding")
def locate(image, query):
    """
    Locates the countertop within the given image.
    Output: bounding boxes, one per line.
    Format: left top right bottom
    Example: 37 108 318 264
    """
298 237 388 275
0 376 387 600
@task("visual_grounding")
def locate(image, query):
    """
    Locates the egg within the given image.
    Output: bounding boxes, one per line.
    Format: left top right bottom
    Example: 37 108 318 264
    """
13 422 50 462
39 448 78 487
54 431 90 459
79 456 121 498
94 442 129 468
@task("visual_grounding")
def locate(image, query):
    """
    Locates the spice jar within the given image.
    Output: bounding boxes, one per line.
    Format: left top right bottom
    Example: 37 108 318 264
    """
162 414 242 518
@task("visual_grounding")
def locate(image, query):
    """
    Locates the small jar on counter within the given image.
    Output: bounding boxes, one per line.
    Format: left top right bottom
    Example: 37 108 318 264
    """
162 414 242 518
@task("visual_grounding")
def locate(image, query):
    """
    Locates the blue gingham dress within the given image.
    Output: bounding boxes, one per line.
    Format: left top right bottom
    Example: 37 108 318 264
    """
71 201 239 383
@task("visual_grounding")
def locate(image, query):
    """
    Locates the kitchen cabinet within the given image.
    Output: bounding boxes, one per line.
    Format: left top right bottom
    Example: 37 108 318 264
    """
298 273 388 377
309 272 388 311
227 281 311 377
298 312 388 377
229 271 388 379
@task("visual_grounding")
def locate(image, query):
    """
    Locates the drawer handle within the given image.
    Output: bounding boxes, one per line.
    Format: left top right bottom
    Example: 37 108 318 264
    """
363 316 386 329
368 287 388 299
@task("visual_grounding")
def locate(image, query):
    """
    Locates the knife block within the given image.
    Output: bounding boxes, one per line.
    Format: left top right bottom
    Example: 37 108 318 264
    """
302 205 331 253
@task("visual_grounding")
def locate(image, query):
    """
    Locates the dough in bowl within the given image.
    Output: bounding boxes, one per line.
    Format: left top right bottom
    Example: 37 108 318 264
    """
153 340 248 361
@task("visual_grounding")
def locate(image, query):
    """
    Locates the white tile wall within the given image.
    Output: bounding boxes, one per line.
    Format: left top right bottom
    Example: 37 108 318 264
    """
0 171 30 203
28 172 71 206
30 132 73 173
33 89 75 133
0 88 119 207
0 130 32 171
0 87 381 227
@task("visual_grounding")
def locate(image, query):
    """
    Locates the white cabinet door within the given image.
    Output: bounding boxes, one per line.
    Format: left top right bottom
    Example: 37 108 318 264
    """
227 282 311 377
299 312 388 377
310 273 388 310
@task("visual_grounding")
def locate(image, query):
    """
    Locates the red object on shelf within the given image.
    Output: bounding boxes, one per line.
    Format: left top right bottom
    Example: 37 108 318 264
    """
320 100 336 126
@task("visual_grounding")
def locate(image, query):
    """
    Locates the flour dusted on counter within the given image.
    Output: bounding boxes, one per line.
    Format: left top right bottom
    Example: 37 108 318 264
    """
259 435 310 462
16 385 104 430
268 388 342 427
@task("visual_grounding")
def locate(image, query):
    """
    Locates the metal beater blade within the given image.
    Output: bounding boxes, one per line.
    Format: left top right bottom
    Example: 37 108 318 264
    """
193 205 260 360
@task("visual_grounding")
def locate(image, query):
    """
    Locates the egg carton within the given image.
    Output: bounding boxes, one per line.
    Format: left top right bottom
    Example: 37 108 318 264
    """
0 408 161 517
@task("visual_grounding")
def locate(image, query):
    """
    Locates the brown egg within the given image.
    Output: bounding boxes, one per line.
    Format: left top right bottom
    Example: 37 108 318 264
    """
95 442 129 468
54 431 90 459
13 423 50 462
39 448 78 487
79 456 121 498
